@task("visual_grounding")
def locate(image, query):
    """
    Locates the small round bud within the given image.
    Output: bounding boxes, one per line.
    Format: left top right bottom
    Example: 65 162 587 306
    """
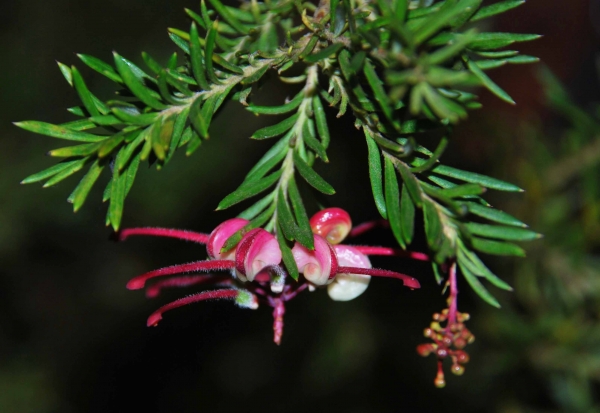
436 348 448 358
454 338 467 349
424 328 433 338
309 208 352 244
451 364 465 376
417 344 433 357
455 351 470 364
434 373 446 388
430 321 441 331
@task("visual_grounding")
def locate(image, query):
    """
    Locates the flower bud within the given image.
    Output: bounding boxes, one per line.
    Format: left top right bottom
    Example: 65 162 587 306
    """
327 245 371 301
235 229 282 282
309 208 352 244
207 218 249 260
235 290 259 310
292 235 338 285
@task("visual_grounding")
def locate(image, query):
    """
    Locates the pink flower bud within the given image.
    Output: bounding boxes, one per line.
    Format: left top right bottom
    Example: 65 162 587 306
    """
292 235 338 285
327 245 371 301
207 218 249 260
235 229 282 282
309 207 352 245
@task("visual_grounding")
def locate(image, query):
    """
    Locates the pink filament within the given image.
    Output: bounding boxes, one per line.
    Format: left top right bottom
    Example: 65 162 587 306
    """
145 274 232 298
119 227 210 244
127 260 235 290
336 266 421 289
147 289 239 327
351 246 429 261
349 220 389 238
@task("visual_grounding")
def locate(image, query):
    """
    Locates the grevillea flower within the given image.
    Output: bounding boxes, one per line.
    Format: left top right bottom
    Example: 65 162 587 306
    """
119 207 426 344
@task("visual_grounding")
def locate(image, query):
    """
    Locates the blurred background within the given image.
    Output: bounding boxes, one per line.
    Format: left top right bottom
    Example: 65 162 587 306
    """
2 1 600 412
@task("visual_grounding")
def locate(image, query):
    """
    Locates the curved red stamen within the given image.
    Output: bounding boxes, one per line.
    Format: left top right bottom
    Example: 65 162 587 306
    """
147 289 239 327
349 220 389 238
336 266 421 289
350 246 429 261
126 260 235 290
145 275 232 298
118 227 210 244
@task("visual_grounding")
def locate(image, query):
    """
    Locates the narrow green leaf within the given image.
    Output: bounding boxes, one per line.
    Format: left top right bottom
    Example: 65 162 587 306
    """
293 151 335 195
113 53 167 110
208 0 249 34
185 132 203 156
70 159 105 212
108 167 127 231
71 66 100 117
364 60 393 121
21 160 82 185
57 61 73 86
312 96 330 149
458 260 501 308
204 20 220 84
15 121 105 143
468 32 541 51
471 238 526 257
238 192 276 220
245 135 291 182
431 164 523 192
111 108 159 126
304 43 345 63
467 58 515 104
190 22 210 90
393 158 423 207
277 224 300 281
466 202 527 227
465 223 540 241
98 133 125 158
277 189 298 242
117 129 147 171
470 0 525 22
141 51 163 74
247 92 303 115
298 36 319 60
302 119 328 162
431 262 444 285
427 30 476 65
288 176 314 249
441 183 485 198
49 142 102 158
423 199 443 250
77 54 123 83
189 96 209 139
400 183 415 244
124 152 141 197
251 114 298 140
458 244 513 291
43 158 88 188
165 107 190 163
365 131 387 219
217 170 282 210
384 156 406 248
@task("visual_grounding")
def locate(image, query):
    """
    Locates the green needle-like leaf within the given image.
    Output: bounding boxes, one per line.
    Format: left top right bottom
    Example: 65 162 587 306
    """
248 92 303 115
400 184 415 245
312 96 330 149
304 43 345 63
190 22 210 90
467 58 515 104
288 176 314 249
465 223 541 241
15 121 106 143
114 53 167 110
277 188 298 242
43 158 89 188
431 164 523 192
217 170 282 210
466 202 527 227
385 156 406 249
251 114 299 139
21 160 82 185
365 131 387 219
458 260 501 308
471 238 526 257
70 159 105 212
277 224 300 281
77 54 123 83
293 151 335 195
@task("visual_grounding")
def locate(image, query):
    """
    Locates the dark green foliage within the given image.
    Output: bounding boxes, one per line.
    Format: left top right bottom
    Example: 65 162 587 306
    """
19 0 539 303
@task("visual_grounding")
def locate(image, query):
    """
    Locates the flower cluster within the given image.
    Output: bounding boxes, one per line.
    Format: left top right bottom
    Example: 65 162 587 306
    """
119 208 426 344
417 263 474 388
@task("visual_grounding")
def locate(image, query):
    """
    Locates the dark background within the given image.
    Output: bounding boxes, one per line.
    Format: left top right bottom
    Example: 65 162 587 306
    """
1 1 599 412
